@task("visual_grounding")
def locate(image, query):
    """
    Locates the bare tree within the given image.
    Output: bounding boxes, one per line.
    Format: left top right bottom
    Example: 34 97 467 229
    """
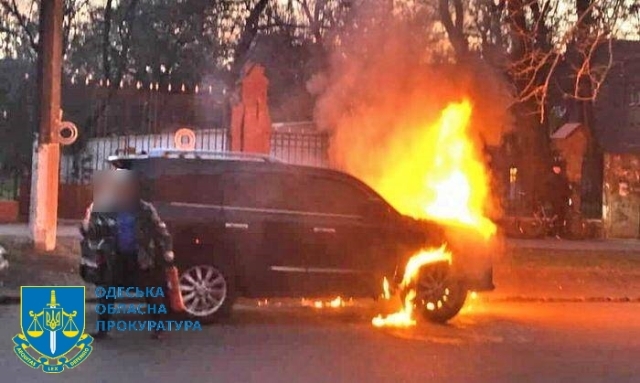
439 0 636 121
438 0 468 59
229 0 270 80
101 0 140 85
0 0 91 59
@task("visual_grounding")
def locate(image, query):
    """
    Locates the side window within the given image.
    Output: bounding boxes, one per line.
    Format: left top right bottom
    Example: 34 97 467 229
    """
222 172 290 210
152 174 222 205
295 176 372 215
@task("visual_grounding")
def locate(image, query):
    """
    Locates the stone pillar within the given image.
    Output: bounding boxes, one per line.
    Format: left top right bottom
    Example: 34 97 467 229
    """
30 0 63 251
30 143 61 250
230 64 271 153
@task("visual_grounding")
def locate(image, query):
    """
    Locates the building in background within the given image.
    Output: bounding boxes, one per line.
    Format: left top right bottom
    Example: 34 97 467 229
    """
594 40 640 238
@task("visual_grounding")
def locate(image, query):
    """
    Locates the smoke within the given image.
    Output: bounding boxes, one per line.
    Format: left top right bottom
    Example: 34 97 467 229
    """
309 2 513 220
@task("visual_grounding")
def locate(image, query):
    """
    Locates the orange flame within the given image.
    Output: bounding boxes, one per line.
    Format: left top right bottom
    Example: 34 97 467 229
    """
372 290 417 328
401 246 452 288
382 277 391 300
372 246 451 328
369 100 495 328
369 100 496 238
301 296 348 309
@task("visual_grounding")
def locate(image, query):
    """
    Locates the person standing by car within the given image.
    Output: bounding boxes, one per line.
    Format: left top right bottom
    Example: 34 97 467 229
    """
545 161 572 239
81 169 175 340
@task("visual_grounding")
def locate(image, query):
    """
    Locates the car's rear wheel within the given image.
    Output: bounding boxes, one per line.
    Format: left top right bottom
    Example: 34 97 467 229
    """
414 262 467 323
179 264 234 324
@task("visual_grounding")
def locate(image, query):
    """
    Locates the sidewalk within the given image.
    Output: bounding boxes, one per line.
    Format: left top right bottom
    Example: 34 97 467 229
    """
0 223 81 240
505 238 640 252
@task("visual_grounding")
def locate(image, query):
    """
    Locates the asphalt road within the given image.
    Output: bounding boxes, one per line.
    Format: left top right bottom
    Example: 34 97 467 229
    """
1 300 639 383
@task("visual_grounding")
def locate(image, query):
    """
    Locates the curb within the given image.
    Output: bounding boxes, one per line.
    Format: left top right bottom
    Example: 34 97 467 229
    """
482 296 640 303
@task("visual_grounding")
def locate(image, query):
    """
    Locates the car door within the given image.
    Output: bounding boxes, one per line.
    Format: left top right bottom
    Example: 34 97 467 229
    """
221 170 309 297
295 175 402 297
144 161 226 268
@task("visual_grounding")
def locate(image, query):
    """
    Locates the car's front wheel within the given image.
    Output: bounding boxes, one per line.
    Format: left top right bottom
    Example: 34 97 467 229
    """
414 261 467 323
179 264 234 324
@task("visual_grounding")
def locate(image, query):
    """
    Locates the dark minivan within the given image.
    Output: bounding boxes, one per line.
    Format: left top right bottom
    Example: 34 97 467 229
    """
108 149 494 323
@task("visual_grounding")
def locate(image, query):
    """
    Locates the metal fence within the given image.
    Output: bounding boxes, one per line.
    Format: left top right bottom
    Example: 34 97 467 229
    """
0 170 19 200
3 79 332 217
271 130 330 167
60 127 330 184
60 128 230 183
63 81 228 138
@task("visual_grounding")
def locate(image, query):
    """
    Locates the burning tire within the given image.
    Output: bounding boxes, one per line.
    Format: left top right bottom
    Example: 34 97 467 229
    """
179 263 235 324
414 262 467 323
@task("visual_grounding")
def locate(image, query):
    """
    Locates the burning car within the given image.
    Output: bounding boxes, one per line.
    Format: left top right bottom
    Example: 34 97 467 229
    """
105 147 494 324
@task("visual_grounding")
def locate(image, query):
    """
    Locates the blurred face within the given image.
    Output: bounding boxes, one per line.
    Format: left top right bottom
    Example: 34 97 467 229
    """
552 166 561 174
93 170 139 210
92 170 118 210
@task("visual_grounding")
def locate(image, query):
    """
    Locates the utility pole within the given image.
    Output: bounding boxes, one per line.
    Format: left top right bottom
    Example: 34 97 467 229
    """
30 0 63 252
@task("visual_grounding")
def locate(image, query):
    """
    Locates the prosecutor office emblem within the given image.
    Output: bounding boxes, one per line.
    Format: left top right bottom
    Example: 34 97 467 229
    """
13 286 94 373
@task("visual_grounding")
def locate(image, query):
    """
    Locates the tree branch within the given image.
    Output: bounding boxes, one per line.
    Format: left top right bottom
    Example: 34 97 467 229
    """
438 0 468 60
0 0 37 51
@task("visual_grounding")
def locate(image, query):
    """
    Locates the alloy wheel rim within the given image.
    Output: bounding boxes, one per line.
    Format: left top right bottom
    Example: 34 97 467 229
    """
416 265 457 311
179 265 227 317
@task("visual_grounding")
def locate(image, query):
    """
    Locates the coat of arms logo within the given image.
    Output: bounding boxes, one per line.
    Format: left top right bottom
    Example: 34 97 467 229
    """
13 286 94 373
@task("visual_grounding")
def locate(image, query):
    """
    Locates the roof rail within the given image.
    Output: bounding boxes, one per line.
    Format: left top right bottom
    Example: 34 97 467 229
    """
106 153 149 162
108 149 282 163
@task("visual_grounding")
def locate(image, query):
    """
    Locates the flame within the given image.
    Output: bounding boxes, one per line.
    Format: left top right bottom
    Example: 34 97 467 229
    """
331 98 496 326
372 246 451 328
372 290 416 328
328 296 345 308
334 100 495 327
357 100 496 238
301 296 348 309
461 291 479 314
401 246 452 288
382 277 391 300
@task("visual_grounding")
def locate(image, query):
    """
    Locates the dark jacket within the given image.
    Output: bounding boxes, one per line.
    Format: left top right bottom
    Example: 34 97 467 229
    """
545 172 571 207
81 199 173 271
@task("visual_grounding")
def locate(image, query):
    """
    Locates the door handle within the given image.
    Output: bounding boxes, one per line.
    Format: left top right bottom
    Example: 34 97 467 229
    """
313 227 336 234
225 222 249 230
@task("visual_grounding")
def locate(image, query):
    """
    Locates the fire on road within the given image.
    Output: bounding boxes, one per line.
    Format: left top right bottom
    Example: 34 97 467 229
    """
362 100 497 327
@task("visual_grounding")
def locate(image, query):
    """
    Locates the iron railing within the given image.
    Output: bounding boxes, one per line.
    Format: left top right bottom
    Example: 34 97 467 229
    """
60 128 331 184
270 130 330 167
0 170 20 201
